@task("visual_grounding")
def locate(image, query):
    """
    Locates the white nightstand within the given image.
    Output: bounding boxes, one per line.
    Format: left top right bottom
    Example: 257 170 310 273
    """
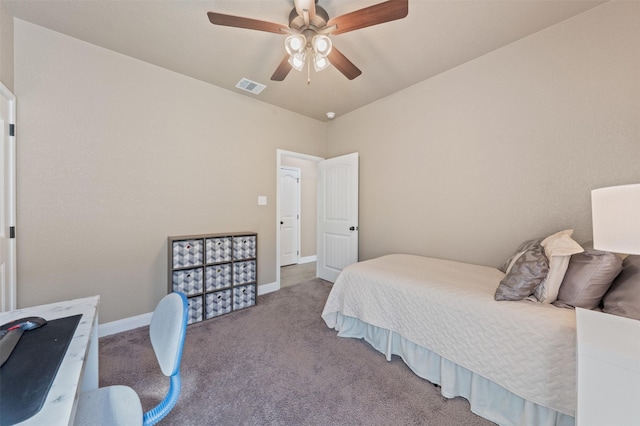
576 308 640 425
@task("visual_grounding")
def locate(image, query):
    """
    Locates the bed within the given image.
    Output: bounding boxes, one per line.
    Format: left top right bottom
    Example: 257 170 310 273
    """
321 254 578 426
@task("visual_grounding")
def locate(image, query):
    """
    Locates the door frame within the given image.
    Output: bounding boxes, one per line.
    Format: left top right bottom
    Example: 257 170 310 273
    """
276 149 324 290
0 82 16 312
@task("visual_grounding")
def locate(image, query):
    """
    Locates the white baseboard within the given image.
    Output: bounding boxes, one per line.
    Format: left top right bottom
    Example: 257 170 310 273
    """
258 281 278 295
298 255 317 264
99 282 280 337
99 312 153 337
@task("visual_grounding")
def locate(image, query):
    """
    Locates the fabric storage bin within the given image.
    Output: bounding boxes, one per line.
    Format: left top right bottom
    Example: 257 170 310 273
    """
172 239 204 268
233 260 256 284
187 295 203 324
233 285 256 310
206 237 232 264
172 267 204 296
233 235 256 260
205 264 232 291
205 289 233 319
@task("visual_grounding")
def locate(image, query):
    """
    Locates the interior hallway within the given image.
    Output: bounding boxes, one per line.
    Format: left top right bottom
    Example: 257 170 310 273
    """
281 262 317 288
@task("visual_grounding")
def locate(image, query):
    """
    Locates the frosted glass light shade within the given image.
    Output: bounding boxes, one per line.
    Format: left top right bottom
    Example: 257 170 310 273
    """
313 54 330 72
285 34 306 55
592 184 640 254
288 51 306 71
312 35 332 57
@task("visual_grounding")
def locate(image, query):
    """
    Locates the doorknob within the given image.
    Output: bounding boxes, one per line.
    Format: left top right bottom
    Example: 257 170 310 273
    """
349 226 358 231
280 221 284 225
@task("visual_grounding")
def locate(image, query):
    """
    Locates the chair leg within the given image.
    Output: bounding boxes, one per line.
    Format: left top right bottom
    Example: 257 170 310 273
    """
142 373 182 426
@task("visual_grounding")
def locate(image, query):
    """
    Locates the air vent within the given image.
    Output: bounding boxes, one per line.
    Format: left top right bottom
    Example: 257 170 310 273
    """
235 78 266 95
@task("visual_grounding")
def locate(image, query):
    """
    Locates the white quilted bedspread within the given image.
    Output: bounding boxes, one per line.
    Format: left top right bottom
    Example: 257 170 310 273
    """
321 254 577 416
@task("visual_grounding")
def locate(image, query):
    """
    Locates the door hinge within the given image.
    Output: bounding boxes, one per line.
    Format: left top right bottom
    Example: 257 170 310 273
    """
9 226 15 238
9 124 15 137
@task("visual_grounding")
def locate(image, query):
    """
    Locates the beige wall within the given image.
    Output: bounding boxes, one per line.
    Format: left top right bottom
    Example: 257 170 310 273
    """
326 1 640 268
0 1 13 90
14 19 326 322
11 1 640 323
281 156 317 258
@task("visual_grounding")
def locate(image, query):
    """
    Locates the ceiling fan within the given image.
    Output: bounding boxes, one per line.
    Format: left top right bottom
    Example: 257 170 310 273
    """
207 0 408 82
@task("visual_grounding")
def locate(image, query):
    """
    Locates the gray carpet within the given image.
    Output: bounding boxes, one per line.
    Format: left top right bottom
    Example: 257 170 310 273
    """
98 279 495 425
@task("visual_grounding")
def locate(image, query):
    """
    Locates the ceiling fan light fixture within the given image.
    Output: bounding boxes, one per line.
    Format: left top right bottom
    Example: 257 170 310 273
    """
285 34 306 55
313 54 331 72
288 51 306 71
312 34 332 57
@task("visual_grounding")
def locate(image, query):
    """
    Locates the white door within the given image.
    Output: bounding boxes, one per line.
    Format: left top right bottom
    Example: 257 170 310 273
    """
0 83 16 312
317 152 359 282
280 167 300 266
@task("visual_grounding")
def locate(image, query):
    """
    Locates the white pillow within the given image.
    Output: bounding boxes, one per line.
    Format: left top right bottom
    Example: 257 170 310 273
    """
541 229 584 257
531 229 584 303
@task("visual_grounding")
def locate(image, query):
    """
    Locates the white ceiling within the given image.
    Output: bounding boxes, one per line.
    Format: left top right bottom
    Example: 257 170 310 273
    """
5 0 606 122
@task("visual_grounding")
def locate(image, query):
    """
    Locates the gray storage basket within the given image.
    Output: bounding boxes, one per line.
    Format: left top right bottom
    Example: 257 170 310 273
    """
172 239 204 268
233 260 256 285
187 295 203 324
206 237 232 263
233 236 256 260
205 289 233 319
172 267 204 295
233 285 256 310
205 264 232 291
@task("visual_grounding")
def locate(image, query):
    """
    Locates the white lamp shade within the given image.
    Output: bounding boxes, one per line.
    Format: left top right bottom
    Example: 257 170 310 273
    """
592 184 640 255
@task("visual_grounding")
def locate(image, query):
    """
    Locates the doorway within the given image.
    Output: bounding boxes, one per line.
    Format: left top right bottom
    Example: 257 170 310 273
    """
276 150 323 289
276 149 359 288
0 82 16 312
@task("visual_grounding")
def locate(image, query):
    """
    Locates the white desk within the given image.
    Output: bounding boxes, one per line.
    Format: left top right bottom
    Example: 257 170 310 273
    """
0 295 100 425
576 308 640 426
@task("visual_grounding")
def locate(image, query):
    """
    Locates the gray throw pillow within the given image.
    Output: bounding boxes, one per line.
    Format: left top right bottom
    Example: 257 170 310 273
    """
602 255 640 320
552 249 622 310
495 239 549 301
499 238 542 273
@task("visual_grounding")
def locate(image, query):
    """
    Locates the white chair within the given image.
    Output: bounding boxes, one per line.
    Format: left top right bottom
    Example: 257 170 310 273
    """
75 292 188 426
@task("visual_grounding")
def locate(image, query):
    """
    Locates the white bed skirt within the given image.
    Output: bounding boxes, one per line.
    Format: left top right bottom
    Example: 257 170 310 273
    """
333 313 575 426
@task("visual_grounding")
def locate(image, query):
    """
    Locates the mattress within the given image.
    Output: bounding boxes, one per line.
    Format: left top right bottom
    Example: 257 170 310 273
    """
321 254 577 416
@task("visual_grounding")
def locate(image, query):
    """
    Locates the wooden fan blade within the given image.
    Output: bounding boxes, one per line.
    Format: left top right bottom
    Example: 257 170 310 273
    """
328 47 362 80
207 12 287 34
271 55 293 81
327 0 408 35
